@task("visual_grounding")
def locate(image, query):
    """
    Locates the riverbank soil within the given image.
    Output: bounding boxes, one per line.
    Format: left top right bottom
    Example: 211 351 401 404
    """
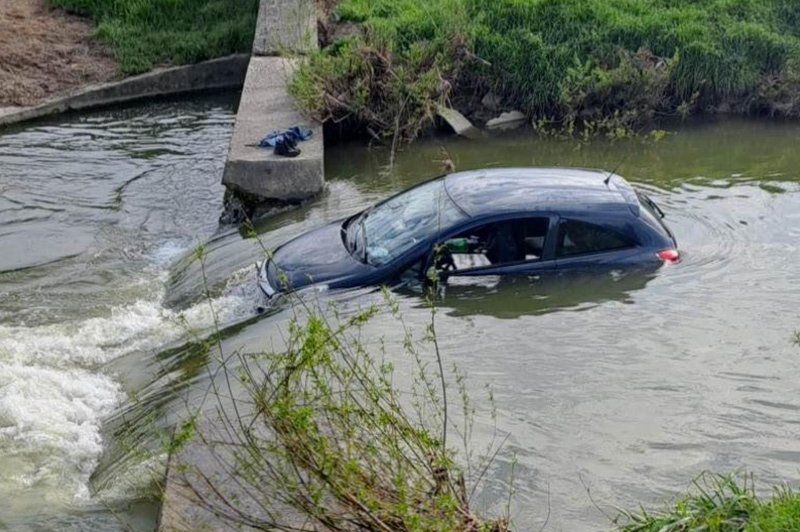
0 0 116 108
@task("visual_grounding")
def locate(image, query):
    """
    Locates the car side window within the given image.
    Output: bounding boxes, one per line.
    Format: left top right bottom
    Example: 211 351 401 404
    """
556 219 631 257
438 217 550 271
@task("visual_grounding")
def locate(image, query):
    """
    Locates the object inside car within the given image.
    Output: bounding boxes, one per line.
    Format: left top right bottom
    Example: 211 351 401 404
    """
439 217 549 272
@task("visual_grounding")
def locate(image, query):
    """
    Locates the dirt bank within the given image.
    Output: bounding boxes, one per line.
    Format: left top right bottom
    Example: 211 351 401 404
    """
0 0 117 108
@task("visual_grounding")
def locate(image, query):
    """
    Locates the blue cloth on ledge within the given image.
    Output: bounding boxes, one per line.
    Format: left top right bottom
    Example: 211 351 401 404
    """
259 126 313 148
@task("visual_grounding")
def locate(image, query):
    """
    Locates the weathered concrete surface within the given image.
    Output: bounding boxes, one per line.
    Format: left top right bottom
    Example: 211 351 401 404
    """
159 406 309 531
222 56 324 203
0 107 23 121
0 55 250 128
253 0 317 55
486 110 527 130
436 105 483 139
158 415 265 532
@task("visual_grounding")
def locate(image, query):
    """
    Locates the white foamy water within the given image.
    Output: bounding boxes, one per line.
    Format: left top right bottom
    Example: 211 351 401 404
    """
0 364 122 503
0 97 240 528
0 279 257 510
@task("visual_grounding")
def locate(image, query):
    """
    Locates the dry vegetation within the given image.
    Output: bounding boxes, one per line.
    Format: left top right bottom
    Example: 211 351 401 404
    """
0 0 116 107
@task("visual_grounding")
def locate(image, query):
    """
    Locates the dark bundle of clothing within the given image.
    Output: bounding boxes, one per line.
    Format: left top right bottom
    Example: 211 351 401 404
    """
259 126 313 157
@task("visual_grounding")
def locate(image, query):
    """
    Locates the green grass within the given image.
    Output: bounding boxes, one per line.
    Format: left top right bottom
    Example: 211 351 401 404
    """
748 489 800 531
49 0 259 75
293 0 800 140
618 473 800 532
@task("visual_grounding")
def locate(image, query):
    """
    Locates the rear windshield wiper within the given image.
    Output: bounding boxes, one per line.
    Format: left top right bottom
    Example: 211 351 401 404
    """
646 196 666 219
639 192 666 219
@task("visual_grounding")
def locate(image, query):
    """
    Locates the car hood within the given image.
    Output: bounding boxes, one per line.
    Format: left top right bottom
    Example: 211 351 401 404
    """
269 221 372 291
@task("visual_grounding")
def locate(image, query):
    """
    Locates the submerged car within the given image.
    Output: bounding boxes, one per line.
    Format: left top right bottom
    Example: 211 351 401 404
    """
256 167 679 299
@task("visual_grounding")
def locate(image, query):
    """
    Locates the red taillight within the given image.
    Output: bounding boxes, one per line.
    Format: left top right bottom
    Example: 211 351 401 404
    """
657 249 681 264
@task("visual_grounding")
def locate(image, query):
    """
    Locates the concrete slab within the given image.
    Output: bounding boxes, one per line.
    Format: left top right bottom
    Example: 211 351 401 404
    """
158 407 310 531
222 56 324 203
159 416 262 531
253 0 317 56
486 110 526 130
436 105 482 139
0 107 23 119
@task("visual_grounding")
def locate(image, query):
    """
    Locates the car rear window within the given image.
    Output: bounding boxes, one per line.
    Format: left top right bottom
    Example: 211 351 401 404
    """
557 220 631 257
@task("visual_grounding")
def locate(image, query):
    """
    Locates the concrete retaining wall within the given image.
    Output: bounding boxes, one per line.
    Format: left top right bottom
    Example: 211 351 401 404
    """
221 56 324 203
221 0 324 214
0 55 250 128
253 0 317 55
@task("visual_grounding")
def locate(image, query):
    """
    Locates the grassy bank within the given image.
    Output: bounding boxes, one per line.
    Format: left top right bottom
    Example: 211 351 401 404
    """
48 0 259 75
293 0 800 140
619 473 800 531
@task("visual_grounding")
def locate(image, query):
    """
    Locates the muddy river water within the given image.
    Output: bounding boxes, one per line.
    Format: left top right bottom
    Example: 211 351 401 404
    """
0 95 798 530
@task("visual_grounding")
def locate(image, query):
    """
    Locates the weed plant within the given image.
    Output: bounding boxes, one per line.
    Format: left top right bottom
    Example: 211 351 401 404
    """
165 245 511 530
618 472 800 532
293 0 800 141
49 0 259 74
120 244 800 530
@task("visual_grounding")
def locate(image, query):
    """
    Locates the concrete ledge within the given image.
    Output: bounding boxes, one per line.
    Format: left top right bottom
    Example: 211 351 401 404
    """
222 56 324 203
158 414 283 531
253 0 317 55
158 418 240 531
0 54 250 128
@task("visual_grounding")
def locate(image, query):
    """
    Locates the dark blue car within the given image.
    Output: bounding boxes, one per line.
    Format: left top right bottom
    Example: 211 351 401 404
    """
256 168 679 299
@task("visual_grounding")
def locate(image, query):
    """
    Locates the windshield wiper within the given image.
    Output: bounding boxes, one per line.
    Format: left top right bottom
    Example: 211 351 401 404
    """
359 211 369 263
644 195 666 219
343 216 358 254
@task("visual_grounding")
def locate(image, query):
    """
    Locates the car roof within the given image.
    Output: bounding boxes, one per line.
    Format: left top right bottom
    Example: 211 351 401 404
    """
443 167 640 218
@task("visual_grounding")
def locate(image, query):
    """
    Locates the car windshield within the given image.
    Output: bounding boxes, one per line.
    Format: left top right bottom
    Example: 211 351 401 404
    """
347 178 467 266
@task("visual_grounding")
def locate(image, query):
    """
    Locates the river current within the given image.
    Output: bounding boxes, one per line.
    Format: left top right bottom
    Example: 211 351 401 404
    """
0 97 798 530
